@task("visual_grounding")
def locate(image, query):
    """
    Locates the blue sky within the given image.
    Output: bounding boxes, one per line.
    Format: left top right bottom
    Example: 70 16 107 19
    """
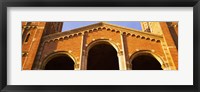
61 21 142 32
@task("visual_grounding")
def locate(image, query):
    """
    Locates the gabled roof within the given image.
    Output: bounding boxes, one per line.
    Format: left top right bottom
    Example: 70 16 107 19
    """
42 22 163 42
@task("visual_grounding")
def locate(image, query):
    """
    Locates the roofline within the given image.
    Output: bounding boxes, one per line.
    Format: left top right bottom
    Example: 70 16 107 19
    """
42 22 163 41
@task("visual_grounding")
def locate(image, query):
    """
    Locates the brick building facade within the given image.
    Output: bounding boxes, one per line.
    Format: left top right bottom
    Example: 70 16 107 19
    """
22 22 178 70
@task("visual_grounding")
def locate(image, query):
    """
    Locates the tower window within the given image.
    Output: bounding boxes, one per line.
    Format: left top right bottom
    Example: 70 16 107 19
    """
145 28 151 32
24 33 30 43
146 22 152 33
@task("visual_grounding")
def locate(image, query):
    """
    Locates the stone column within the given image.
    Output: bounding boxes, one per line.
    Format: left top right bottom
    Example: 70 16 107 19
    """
119 33 128 70
80 32 87 70
74 63 80 70
161 63 171 70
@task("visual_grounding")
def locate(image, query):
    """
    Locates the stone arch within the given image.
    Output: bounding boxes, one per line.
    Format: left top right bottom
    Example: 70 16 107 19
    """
82 39 122 70
129 50 164 70
41 51 77 70
86 39 120 52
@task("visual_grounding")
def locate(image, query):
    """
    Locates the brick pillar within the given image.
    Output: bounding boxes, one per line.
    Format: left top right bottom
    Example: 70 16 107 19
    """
22 22 46 70
160 22 178 70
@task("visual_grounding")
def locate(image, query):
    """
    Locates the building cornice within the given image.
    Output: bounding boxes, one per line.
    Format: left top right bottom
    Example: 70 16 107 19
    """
42 22 163 43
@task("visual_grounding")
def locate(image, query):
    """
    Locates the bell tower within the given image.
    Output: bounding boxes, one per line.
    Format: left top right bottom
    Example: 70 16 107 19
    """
141 22 163 35
43 22 63 35
22 22 63 70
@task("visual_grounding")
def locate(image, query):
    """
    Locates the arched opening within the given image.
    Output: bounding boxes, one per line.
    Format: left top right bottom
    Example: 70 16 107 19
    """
87 43 119 70
45 54 74 70
131 54 162 70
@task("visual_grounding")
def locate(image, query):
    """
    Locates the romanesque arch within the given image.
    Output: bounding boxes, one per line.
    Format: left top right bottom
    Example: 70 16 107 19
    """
130 51 164 70
85 40 120 70
41 51 76 70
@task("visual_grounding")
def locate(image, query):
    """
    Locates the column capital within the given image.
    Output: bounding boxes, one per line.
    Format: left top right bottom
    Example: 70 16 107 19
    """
162 63 170 70
75 64 80 69
118 51 123 56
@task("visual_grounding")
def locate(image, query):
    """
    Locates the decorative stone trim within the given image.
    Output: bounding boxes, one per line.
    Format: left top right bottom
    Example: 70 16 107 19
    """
93 28 97 31
132 34 136 37
75 64 79 68
122 32 126 35
168 46 176 48
127 33 131 36
141 36 145 39
116 31 120 33
146 38 150 40
58 37 64 41
136 35 140 38
22 25 40 29
68 50 72 53
156 40 161 43
22 25 38 29
118 51 123 56
162 63 170 68
100 37 105 39
151 50 155 52
106 28 111 31
169 24 178 28
78 32 82 36
22 52 28 57
102 27 106 30
97 27 102 30
42 22 163 44
151 39 155 42
111 29 116 32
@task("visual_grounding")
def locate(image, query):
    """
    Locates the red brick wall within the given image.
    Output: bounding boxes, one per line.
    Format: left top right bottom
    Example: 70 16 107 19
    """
22 22 64 70
22 22 178 70
126 35 165 61
22 22 46 70
40 35 82 63
160 22 178 69
86 29 122 49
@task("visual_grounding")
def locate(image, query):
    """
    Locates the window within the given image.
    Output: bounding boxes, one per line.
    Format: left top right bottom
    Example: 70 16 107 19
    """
24 33 30 43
